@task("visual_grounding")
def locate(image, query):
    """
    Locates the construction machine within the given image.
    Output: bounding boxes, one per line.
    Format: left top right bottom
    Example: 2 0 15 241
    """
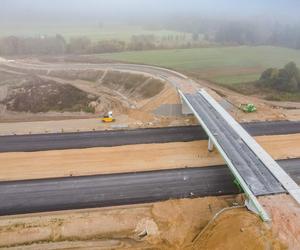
101 111 115 123
239 103 257 113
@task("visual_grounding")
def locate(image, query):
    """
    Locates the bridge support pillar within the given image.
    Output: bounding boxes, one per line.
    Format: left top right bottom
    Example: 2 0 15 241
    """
179 90 194 115
208 138 214 152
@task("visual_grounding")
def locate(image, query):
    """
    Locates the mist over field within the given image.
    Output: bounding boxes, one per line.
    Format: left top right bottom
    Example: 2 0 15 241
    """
1 0 300 24
1 0 300 55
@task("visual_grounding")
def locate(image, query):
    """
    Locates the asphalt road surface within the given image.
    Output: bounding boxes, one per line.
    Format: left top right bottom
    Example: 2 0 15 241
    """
0 121 299 152
0 158 299 216
185 92 284 196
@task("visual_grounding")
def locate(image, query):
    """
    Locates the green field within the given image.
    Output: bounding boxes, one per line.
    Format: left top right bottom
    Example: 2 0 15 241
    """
98 46 300 83
0 23 187 42
211 73 260 85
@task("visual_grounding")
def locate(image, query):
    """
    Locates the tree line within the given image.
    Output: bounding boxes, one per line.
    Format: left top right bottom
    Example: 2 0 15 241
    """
258 62 300 92
0 35 124 55
214 23 300 49
164 17 300 49
0 33 201 56
2 19 300 56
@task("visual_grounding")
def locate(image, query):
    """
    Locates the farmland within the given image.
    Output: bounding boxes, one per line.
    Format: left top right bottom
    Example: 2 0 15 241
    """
98 46 300 84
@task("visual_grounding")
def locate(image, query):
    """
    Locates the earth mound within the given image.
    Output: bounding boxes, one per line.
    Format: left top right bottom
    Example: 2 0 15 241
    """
0 64 182 124
1 76 96 113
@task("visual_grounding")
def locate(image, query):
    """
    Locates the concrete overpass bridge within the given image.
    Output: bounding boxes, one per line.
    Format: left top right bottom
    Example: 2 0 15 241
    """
179 88 300 221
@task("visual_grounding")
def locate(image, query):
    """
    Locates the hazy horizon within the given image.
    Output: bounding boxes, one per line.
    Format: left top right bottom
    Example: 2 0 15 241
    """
1 0 300 25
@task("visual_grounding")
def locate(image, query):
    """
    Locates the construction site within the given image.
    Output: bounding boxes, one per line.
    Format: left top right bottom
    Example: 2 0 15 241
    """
0 54 299 250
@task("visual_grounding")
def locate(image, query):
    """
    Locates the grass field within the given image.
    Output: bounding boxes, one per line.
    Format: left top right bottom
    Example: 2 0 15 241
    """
98 45 300 82
99 46 300 70
0 23 187 42
211 73 260 85
98 45 300 101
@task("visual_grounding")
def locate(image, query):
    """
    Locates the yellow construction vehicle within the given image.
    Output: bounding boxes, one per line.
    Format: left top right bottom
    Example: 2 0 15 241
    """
102 111 115 123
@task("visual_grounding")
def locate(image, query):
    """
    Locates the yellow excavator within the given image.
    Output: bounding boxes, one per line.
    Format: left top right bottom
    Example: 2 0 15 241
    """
102 111 115 123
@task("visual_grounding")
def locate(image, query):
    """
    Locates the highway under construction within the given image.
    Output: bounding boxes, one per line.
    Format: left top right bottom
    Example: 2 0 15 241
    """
0 122 299 216
0 61 300 249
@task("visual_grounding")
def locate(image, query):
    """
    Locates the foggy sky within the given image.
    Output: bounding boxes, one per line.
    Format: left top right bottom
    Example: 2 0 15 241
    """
1 0 300 24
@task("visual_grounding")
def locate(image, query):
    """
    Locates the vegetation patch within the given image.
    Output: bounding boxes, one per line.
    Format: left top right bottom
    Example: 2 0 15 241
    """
221 62 300 102
258 62 300 92
212 73 260 85
47 69 104 82
102 71 165 99
1 76 97 113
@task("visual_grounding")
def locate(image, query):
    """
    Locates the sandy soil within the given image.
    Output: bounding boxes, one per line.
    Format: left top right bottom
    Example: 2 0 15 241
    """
191 194 300 250
260 194 300 249
0 116 194 136
0 195 244 249
190 208 283 250
2 194 299 250
0 117 134 135
0 134 299 181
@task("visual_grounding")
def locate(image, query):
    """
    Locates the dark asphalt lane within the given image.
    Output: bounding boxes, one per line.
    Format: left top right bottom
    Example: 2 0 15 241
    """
0 121 299 152
0 158 299 216
243 120 300 136
281 159 300 184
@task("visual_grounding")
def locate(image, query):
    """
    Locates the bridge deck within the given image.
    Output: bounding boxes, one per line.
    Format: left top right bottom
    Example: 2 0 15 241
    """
184 92 285 196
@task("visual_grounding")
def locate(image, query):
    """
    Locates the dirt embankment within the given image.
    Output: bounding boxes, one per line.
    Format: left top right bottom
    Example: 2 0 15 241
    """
190 207 283 250
0 75 97 113
260 194 300 250
0 64 171 123
2 194 298 250
191 194 300 250
0 196 244 249
45 68 165 101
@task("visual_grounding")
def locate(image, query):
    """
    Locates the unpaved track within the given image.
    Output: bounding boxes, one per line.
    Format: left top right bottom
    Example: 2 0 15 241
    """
0 134 299 181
